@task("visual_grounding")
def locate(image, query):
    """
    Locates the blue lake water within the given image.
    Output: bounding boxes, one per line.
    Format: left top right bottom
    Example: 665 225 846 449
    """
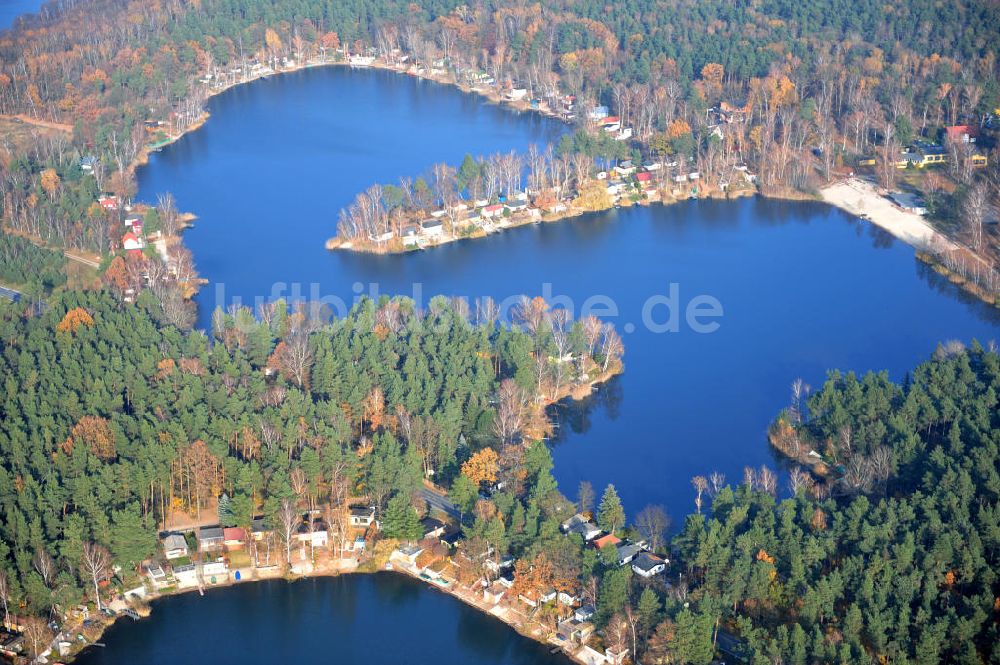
138 65 1000 524
0 0 41 29
73 574 569 665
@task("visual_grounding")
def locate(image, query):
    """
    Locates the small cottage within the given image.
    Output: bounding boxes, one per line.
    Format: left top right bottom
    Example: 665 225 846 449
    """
349 505 376 528
172 563 199 588
223 527 246 550
615 542 644 566
420 219 445 238
198 526 224 552
162 533 188 560
631 551 667 578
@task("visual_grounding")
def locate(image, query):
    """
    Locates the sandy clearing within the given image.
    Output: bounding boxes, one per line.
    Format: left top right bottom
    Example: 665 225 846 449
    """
820 178 957 252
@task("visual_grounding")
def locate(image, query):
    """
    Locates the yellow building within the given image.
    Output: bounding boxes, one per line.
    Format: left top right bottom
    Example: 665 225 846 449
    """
898 144 948 168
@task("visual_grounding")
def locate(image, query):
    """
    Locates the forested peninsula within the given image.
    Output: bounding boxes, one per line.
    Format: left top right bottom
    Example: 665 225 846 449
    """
0 290 998 664
0 0 998 663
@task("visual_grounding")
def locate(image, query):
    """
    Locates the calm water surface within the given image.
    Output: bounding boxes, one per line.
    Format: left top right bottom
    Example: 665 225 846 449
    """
139 65 999 520
74 574 568 665
0 0 41 29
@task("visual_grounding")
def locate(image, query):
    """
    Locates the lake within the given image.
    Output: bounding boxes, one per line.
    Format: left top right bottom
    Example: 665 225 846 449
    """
73 574 569 665
0 0 41 30
138 64 1000 522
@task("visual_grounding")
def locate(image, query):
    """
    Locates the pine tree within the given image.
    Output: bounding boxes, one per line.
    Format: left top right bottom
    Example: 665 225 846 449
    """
638 586 662 632
448 474 478 517
381 494 422 541
597 484 625 534
217 493 235 527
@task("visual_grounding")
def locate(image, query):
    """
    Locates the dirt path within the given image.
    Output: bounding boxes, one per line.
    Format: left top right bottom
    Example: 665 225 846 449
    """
0 113 73 133
64 250 100 268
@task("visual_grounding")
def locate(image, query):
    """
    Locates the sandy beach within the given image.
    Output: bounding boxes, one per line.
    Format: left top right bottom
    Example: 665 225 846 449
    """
820 178 957 252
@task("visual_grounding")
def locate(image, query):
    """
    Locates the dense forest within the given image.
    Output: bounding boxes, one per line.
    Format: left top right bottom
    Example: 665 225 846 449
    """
0 287 997 663
670 343 1000 663
0 232 65 293
0 289 624 651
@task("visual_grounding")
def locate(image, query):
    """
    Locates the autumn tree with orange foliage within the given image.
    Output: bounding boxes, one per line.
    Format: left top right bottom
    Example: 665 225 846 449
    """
39 168 60 198
666 119 692 139
57 307 95 333
63 415 117 459
510 554 554 602
461 447 500 487
175 440 222 517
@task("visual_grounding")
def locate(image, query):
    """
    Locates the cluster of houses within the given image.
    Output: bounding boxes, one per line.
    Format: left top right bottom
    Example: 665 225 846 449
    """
588 105 633 142
889 125 990 169
143 506 379 591
94 187 149 259
560 513 668 579
599 158 715 199
377 153 729 250
384 192 546 249
387 509 668 665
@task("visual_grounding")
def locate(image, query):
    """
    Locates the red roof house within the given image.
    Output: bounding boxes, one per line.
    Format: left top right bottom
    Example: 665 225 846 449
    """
592 534 621 550
636 172 653 183
481 203 504 218
121 231 143 256
223 527 247 549
945 125 979 143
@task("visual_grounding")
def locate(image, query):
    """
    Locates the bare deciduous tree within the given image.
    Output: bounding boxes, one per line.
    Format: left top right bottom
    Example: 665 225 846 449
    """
692 476 708 514
757 465 777 496
635 505 671 551
962 182 988 251
32 548 56 589
0 568 10 627
708 472 726 496
789 466 812 496
22 616 53 660
492 378 527 444
600 324 624 373
157 192 180 236
577 480 595 516
81 542 112 611
278 499 301 569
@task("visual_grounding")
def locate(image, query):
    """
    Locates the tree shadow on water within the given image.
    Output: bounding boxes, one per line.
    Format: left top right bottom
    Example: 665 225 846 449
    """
546 374 624 446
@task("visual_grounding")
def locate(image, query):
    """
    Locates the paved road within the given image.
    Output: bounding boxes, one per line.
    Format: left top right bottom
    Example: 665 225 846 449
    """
715 629 750 662
419 486 461 519
0 285 21 302
0 285 47 312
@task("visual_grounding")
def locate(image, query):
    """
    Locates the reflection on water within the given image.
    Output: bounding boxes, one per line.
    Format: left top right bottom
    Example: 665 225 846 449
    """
549 374 624 443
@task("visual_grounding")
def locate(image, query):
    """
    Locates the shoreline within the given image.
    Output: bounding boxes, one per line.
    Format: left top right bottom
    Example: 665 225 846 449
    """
326 187 759 255
820 178 998 308
126 55 996 309
126 54 575 298
131 54 571 177
73 563 585 665
819 178 951 250
66 366 623 664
